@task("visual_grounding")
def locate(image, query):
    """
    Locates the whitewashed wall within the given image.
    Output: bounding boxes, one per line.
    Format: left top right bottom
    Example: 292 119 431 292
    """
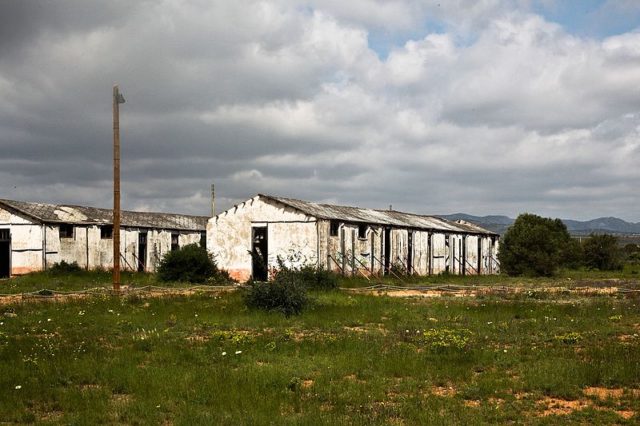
0 205 203 276
0 207 43 275
207 196 317 282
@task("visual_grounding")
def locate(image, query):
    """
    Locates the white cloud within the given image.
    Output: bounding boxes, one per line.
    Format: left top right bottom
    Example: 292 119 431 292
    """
0 0 639 221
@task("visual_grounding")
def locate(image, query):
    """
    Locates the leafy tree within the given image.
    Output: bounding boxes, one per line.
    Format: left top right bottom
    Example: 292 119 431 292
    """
582 234 622 271
562 237 584 269
498 213 572 276
622 244 640 265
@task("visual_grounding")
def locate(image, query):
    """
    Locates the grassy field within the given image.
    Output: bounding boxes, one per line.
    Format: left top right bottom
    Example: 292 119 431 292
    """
1 281 639 424
2 263 640 295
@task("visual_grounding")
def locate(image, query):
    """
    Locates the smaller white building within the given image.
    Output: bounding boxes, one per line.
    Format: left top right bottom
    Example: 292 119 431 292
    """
208 194 499 282
0 199 207 277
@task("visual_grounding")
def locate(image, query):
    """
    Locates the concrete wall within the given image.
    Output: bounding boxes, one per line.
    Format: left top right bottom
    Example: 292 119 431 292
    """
0 206 204 276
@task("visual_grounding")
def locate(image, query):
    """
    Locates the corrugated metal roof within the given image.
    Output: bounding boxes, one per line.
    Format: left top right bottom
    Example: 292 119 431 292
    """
0 199 207 231
259 194 497 236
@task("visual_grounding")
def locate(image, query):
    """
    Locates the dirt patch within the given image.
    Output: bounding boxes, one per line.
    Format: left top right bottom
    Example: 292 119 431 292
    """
377 289 476 298
343 374 366 384
487 397 505 406
583 387 624 400
78 383 101 391
349 284 632 299
538 397 590 417
302 380 314 389
616 410 635 420
431 385 456 397
343 325 367 333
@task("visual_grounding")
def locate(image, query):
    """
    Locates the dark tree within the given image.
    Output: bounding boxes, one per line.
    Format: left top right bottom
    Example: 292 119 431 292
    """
582 234 622 271
498 213 572 276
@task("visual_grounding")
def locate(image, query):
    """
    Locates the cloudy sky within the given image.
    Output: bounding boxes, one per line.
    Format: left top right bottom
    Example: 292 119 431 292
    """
1 0 639 221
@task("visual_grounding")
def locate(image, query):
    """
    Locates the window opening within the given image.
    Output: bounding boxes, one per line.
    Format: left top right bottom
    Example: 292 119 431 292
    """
59 224 74 239
101 226 113 239
329 220 341 237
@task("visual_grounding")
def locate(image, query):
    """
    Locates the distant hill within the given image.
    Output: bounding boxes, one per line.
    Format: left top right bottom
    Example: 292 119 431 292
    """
439 214 640 236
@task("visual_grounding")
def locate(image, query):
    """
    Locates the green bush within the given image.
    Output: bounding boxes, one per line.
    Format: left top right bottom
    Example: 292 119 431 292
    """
243 275 309 317
498 213 573 276
48 261 82 274
582 234 622 271
272 258 338 290
157 244 231 283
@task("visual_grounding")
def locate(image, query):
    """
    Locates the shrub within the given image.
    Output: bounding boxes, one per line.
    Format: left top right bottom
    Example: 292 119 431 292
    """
272 258 338 290
498 213 573 276
48 261 82 274
243 276 309 317
582 234 623 271
157 243 230 283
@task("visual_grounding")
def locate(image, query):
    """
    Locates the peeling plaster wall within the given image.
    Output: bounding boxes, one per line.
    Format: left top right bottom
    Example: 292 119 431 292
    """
0 207 44 275
0 204 204 277
207 196 316 282
206 196 500 282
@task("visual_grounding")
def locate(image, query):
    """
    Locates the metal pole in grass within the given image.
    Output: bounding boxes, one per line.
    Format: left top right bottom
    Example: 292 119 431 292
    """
113 85 125 292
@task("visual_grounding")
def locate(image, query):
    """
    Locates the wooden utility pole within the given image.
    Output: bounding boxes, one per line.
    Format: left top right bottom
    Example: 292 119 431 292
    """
113 85 125 291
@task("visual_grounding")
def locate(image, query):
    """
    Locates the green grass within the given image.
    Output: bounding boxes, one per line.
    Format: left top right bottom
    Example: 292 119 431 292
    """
2 264 639 295
1 288 639 424
0 270 214 295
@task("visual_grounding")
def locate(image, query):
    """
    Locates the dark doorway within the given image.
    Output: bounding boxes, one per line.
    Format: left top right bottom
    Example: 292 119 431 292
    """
383 228 391 275
407 231 413 275
0 229 10 278
138 232 147 272
477 238 482 275
251 226 268 281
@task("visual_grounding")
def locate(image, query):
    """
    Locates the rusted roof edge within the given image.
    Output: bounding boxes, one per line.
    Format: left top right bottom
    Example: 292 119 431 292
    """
258 194 498 236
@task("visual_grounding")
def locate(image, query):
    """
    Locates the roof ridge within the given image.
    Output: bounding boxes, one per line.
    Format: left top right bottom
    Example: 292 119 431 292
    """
0 198 208 219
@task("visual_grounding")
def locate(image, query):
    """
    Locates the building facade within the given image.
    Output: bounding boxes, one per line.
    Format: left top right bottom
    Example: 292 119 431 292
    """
207 194 499 282
0 199 207 277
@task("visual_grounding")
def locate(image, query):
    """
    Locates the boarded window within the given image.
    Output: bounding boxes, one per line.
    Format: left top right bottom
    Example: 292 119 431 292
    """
171 233 179 251
101 226 113 239
59 224 74 239
358 224 368 239
329 220 340 237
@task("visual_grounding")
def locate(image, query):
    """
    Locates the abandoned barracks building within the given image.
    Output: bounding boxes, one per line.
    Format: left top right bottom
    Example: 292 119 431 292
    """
207 194 500 282
0 199 207 278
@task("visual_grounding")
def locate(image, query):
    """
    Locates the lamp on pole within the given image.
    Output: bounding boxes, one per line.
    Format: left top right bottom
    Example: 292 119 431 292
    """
113 85 125 292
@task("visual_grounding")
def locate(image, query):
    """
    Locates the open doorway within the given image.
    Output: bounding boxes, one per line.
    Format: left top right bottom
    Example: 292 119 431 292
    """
383 228 391 275
0 229 9 278
251 226 268 281
137 232 147 272
407 231 413 275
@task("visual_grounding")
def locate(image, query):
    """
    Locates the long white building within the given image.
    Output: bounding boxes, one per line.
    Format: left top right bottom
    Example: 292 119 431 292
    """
207 194 499 282
0 199 207 277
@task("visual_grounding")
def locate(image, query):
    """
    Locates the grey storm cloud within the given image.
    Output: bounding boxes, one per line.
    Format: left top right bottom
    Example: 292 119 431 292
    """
0 0 639 221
